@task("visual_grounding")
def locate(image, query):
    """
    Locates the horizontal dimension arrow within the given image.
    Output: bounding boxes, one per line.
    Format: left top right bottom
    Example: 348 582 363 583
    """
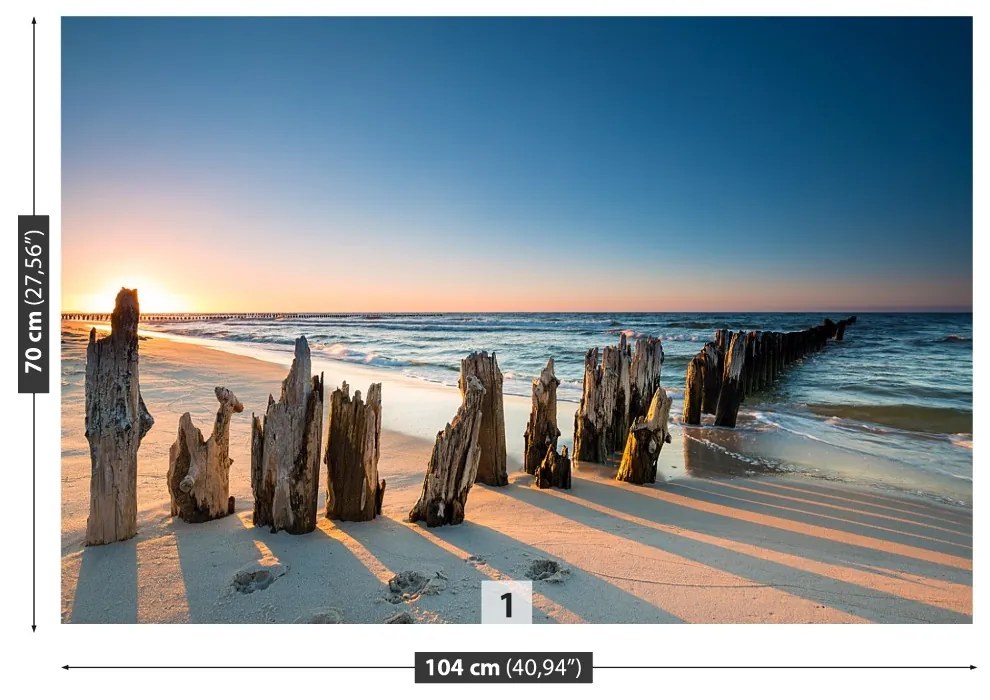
64 665 414 671
596 665 975 670
64 664 974 671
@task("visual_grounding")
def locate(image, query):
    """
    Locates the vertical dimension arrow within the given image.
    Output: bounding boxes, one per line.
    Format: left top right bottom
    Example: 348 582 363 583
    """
19 16 48 634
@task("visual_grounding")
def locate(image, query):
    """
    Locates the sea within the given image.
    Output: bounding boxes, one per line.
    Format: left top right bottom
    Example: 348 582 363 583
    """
140 312 973 506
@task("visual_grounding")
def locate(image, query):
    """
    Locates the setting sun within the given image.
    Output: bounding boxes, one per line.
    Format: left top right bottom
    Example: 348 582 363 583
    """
73 279 189 314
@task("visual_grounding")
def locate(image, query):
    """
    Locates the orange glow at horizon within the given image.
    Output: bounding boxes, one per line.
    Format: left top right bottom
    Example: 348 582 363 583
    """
60 192 972 315
69 278 192 314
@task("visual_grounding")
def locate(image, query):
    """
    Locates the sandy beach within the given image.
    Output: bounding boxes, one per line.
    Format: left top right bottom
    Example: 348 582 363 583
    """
61 322 972 624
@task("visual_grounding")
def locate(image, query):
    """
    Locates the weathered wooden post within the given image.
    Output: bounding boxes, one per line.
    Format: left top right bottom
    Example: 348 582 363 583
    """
409 376 486 527
535 444 572 490
85 288 155 545
523 358 560 475
251 336 324 534
761 332 771 390
574 348 606 463
601 339 631 454
835 319 848 341
714 332 746 428
460 351 507 486
325 382 385 522
766 332 778 384
168 386 242 523
574 336 635 463
552 446 572 489
714 329 730 353
701 341 723 415
616 387 673 485
630 335 664 421
743 331 757 396
823 318 837 340
682 352 705 425
774 332 784 378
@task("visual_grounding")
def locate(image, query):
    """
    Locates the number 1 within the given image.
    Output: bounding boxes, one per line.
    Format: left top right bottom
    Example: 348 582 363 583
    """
501 591 512 617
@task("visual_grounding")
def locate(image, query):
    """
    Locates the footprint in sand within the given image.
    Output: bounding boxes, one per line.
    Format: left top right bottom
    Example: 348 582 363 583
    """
384 570 447 603
524 559 570 583
230 561 288 594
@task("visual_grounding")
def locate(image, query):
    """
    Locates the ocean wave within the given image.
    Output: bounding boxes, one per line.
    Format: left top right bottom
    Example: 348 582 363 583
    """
658 333 701 342
805 403 972 434
670 321 717 329
948 433 973 450
311 342 410 369
939 335 971 343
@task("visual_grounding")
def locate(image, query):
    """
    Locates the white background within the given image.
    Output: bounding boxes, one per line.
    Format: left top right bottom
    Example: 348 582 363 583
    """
0 1 983 697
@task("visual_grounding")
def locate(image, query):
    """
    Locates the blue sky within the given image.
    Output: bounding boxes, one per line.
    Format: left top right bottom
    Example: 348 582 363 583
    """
62 17 972 312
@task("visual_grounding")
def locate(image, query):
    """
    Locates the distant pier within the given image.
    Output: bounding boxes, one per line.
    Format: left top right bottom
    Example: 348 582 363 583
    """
61 311 445 322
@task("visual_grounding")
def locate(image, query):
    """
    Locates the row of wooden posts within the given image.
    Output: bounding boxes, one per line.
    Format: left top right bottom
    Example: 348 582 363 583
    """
682 316 857 428
84 290 850 547
83 290 611 544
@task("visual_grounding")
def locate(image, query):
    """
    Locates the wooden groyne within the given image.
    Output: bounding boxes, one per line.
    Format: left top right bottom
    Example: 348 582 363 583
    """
62 311 445 322
81 288 863 539
683 316 857 429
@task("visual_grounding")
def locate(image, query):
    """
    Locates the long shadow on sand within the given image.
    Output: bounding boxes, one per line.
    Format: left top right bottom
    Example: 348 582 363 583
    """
571 471 970 584
70 540 138 623
495 480 970 623
334 517 521 623
663 479 972 555
409 514 685 624
170 508 386 623
721 477 972 530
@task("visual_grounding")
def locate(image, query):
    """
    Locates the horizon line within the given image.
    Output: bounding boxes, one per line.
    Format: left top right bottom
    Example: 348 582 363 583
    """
61 307 973 316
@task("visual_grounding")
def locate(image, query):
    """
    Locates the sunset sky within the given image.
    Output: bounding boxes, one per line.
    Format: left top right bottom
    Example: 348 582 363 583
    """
62 17 972 313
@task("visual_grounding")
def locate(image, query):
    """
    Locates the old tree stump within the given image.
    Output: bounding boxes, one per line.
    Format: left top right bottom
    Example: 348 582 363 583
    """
535 444 572 490
460 351 507 486
523 358 560 475
85 288 154 546
167 387 243 523
616 386 672 485
409 375 486 527
574 334 663 463
574 339 631 463
325 382 385 522
251 336 324 534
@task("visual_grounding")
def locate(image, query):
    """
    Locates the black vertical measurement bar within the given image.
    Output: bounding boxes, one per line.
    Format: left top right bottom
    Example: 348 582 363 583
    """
32 392 36 631
32 18 36 214
19 215 49 394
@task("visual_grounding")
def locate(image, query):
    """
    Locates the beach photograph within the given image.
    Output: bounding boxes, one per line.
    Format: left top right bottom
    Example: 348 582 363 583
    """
60 17 972 624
